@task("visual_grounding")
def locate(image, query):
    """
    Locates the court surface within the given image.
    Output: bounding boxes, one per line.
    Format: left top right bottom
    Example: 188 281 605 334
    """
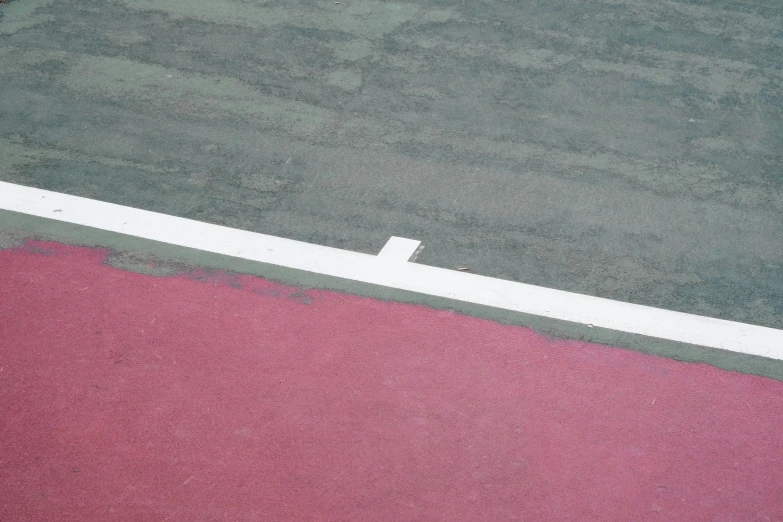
2 0 783 520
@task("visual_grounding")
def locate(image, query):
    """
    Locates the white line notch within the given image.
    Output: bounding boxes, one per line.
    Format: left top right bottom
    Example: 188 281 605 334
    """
377 236 423 262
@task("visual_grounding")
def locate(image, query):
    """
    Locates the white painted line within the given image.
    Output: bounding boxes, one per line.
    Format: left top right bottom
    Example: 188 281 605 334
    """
377 236 422 262
2 181 783 359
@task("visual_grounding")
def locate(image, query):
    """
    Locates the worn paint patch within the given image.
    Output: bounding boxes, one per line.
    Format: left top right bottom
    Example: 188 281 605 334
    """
105 251 183 277
326 68 364 91
0 135 175 176
62 54 331 139
0 0 55 35
329 38 374 61
0 229 25 250
109 0 457 37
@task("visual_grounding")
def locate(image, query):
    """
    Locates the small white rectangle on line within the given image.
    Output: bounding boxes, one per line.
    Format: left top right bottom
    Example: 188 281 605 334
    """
377 236 422 262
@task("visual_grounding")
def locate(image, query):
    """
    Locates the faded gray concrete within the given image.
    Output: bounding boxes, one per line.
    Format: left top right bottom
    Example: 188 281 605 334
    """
1 0 781 328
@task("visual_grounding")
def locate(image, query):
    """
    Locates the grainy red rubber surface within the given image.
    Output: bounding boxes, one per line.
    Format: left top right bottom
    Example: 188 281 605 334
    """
1 241 782 521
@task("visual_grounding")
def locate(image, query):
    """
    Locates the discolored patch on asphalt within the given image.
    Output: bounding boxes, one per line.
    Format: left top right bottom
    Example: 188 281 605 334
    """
0 229 25 250
104 251 184 277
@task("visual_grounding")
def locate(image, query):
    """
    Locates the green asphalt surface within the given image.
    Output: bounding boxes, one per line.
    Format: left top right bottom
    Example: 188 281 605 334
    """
1 0 782 329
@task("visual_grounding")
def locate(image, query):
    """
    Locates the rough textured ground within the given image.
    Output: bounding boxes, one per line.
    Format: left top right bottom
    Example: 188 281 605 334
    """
1 0 781 328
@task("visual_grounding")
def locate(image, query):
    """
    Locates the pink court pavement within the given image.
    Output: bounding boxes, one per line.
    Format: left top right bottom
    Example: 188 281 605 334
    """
2 240 783 521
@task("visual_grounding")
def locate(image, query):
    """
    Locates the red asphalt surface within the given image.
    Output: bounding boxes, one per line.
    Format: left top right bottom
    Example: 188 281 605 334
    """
1 240 783 521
